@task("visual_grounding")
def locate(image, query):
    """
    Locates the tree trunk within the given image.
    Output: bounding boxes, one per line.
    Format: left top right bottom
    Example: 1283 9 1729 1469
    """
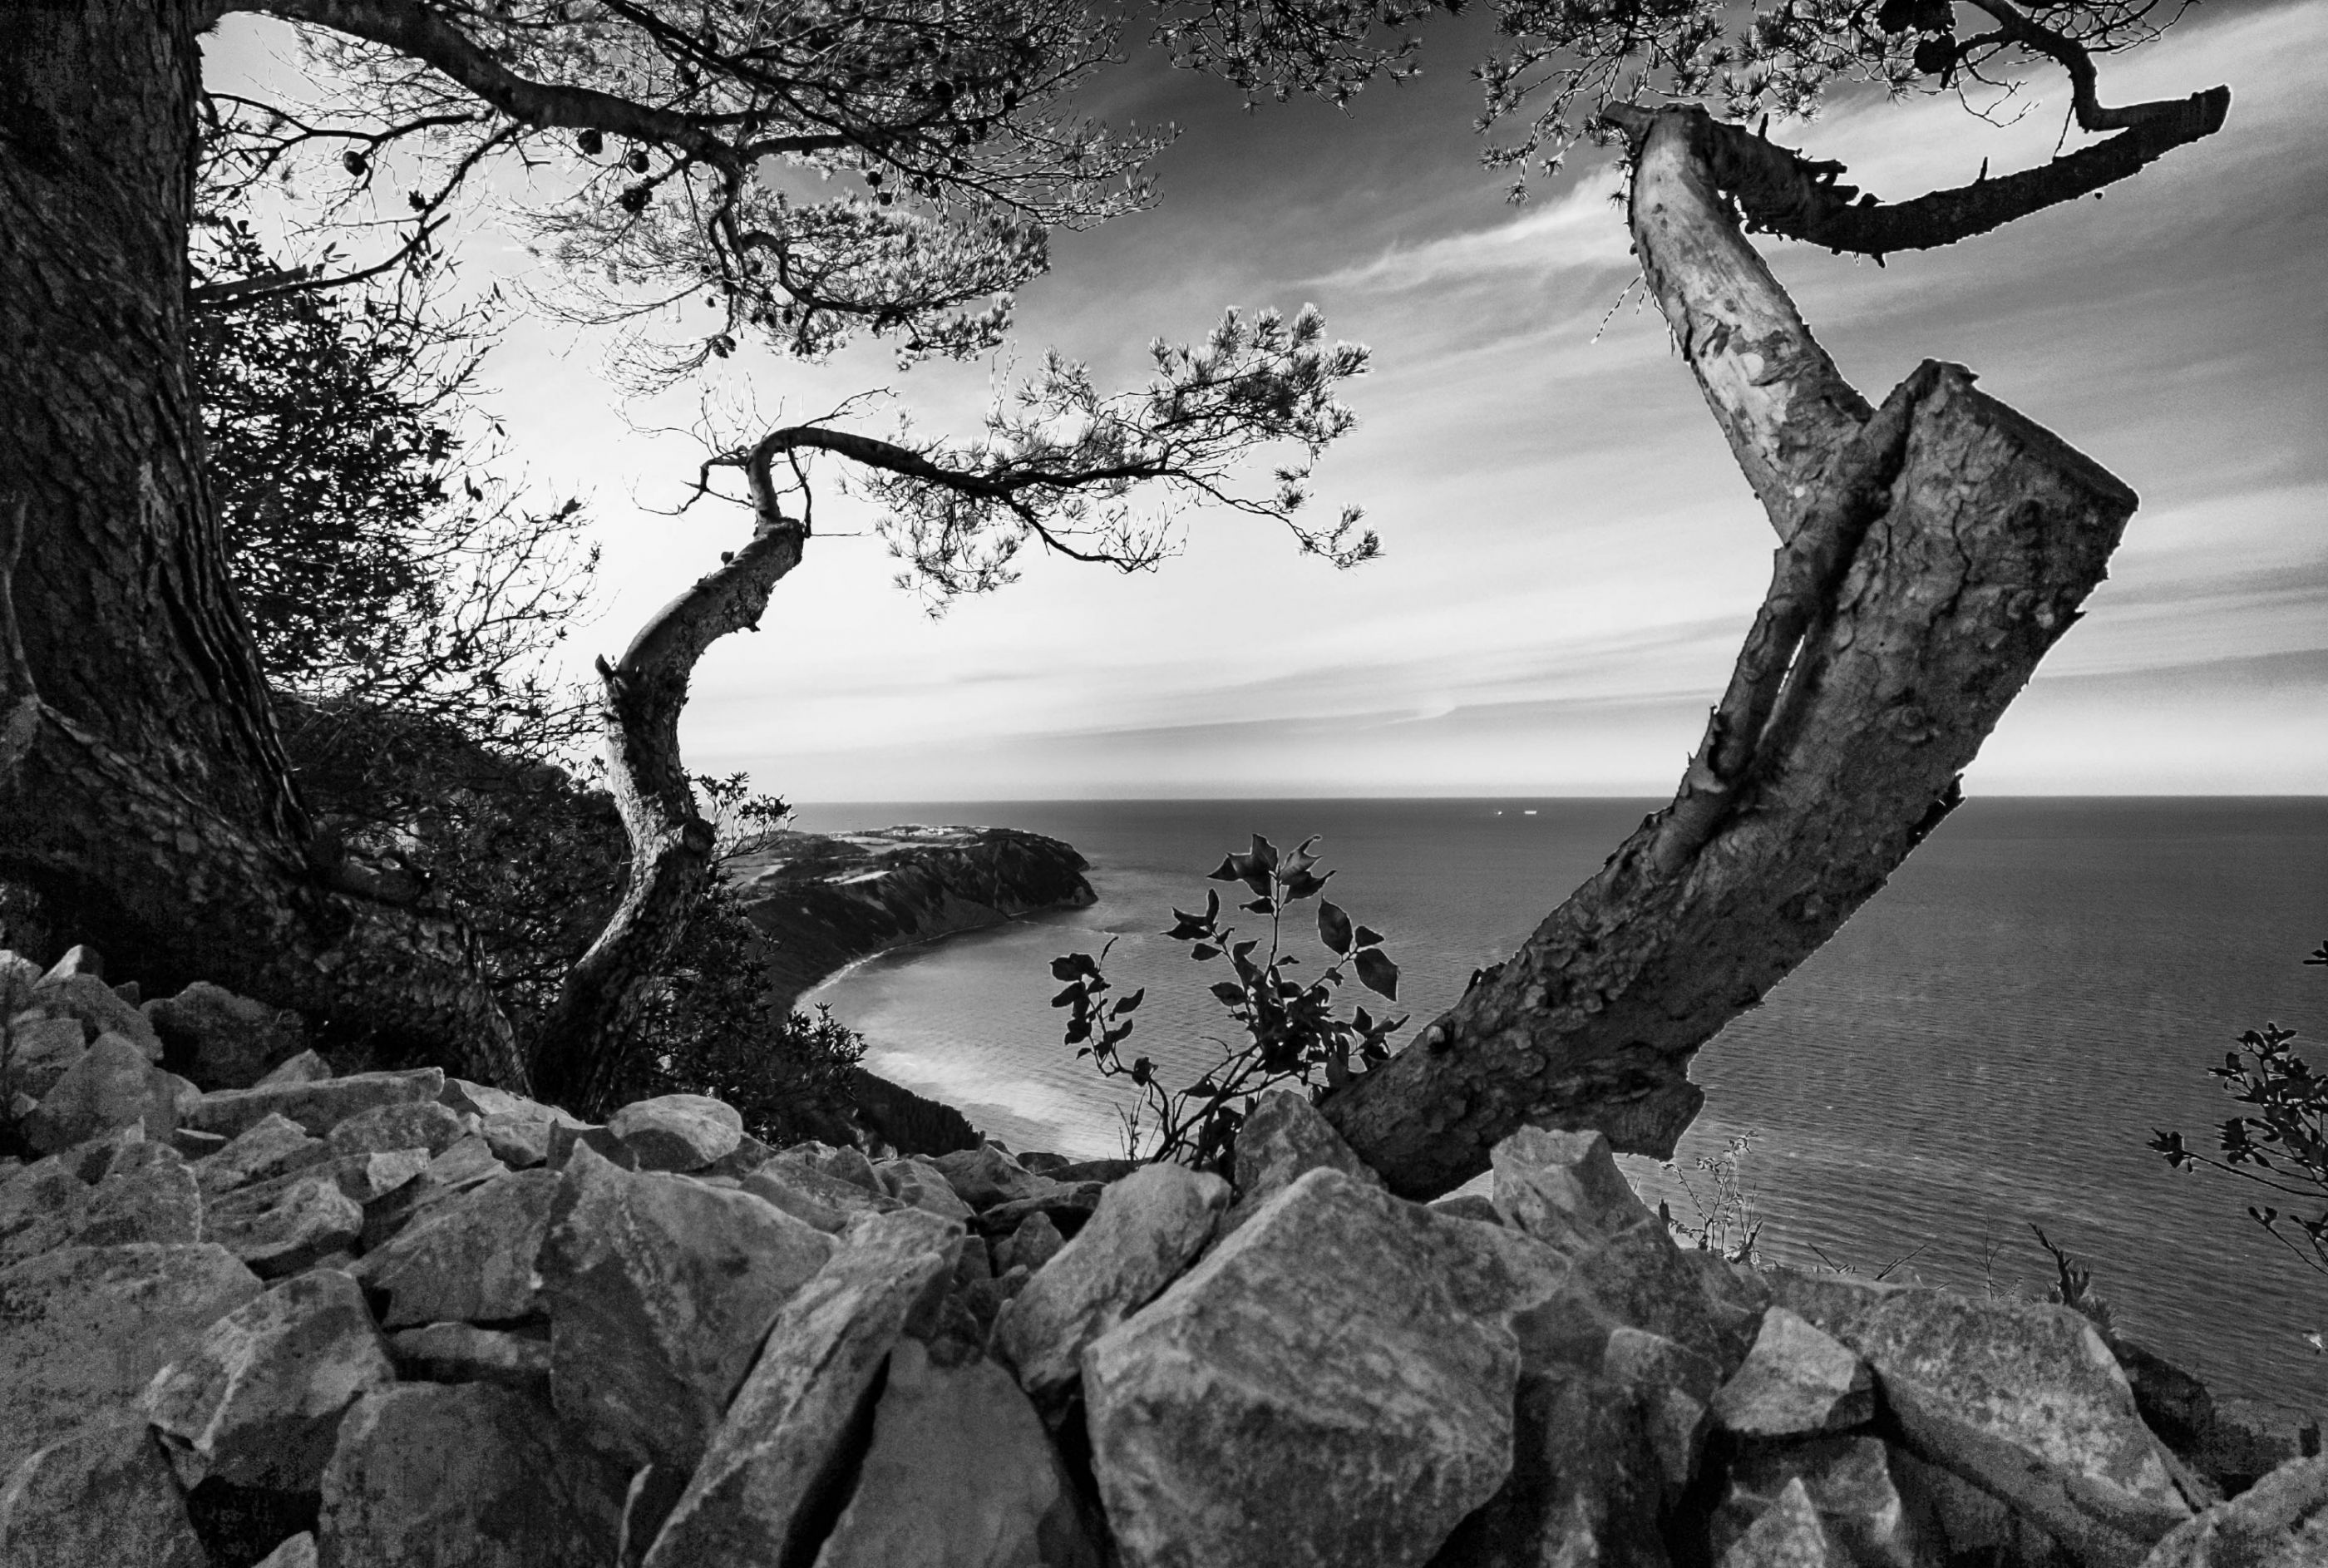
0 0 526 1088
1321 106 2138 1199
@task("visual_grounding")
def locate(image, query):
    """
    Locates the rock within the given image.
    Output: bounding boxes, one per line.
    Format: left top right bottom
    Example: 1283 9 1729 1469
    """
2141 1453 2328 1568
190 1068 445 1142
317 1383 626 1568
545 1120 634 1171
793 1141 884 1191
436 1078 550 1122
932 1143 1051 1210
355 1168 560 1329
142 982 303 1092
23 971 162 1060
0 1411 207 1568
256 1051 333 1087
994 1211 1066 1276
877 1156 977 1223
698 1132 776 1181
979 1181 1107 1237
313 1148 434 1204
1219 1088 1383 1235
1083 1168 1517 1568
0 1242 262 1477
1722 1477 1835 1568
142 1268 394 1492
22 1033 173 1153
1 1015 84 1099
478 1112 558 1170
1433 1192 1506 1226
607 1094 744 1172
387 1324 551 1393
327 1101 471 1159
1710 1307 1877 1438
0 1156 86 1268
743 1155 906 1233
1713 1434 1931 1568
992 1162 1230 1408
538 1145 838 1472
254 1532 318 1568
171 1124 229 1157
811 1338 1101 1568
196 1112 332 1200
1771 1270 2191 1566
1603 1325 1723 1496
640 1206 964 1568
1887 1446 2070 1566
1492 1126 1657 1254
67 1141 201 1247
1048 1156 1143 1185
203 1169 365 1278
2196 1401 2322 1496
1536 1220 1768 1375
38 944 102 983
422 1132 506 1189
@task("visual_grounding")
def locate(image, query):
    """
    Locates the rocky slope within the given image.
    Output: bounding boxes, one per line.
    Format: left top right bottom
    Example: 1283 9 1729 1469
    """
723 826 1096 1015
2 947 2324 1568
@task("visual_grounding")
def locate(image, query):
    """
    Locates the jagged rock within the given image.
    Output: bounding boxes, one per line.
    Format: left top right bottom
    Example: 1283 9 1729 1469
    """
421 1132 506 1189
477 1112 557 1170
963 1265 1032 1339
1723 1477 1835 1568
53 1120 150 1181
2142 1453 2328 1568
39 945 102 982
538 1144 838 1472
311 1148 433 1204
317 1383 626 1568
607 1094 744 1172
1218 1088 1383 1235
1888 1446 2072 1566
142 1268 394 1492
2 1015 84 1099
204 1169 365 1277
1771 1270 2191 1566
811 1338 1101 1568
878 1156 978 1222
327 1101 471 1159
0 1156 85 1267
995 1211 1066 1275
67 1141 201 1247
0 1242 262 1477
1492 1126 1657 1255
354 1167 559 1329
1712 1434 1932 1568
0 1410 207 1568
1711 1307 1876 1438
22 1033 175 1153
933 1143 1051 1210
387 1324 551 1393
1048 1156 1142 1185
197 1113 333 1200
190 1068 444 1141
21 972 162 1060
743 1155 906 1233
793 1140 884 1191
980 1181 1108 1238
1527 1220 1767 1376
257 1051 332 1087
1433 1192 1506 1225
142 982 303 1091
991 1162 1229 1407
254 1532 318 1568
171 1125 229 1158
1603 1325 1723 1497
1084 1168 1517 1568
436 1079 549 1122
545 1120 635 1171
698 1132 776 1181
641 1206 964 1568
2197 1401 2322 1496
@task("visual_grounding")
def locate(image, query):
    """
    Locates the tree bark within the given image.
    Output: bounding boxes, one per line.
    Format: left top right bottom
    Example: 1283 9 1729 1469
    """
0 0 526 1088
1321 106 2139 1199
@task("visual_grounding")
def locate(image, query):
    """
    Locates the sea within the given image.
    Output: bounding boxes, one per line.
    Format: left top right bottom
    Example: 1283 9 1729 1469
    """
790 796 2328 1412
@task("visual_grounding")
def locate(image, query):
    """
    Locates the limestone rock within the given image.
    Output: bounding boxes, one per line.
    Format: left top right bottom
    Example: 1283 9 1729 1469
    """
143 982 303 1092
387 1323 551 1394
1772 1270 2191 1566
355 1167 559 1328
0 1411 207 1568
1713 1434 1932 1568
1722 1478 1835 1568
878 1156 978 1222
22 972 162 1061
995 1211 1066 1275
478 1112 557 1170
1492 1126 1657 1255
327 1101 471 1159
67 1141 201 1248
1219 1088 1383 1235
743 1154 906 1233
1083 1168 1517 1568
198 1113 333 1200
812 1338 1100 1568
189 1068 444 1141
204 1168 364 1277
256 1051 333 1087
641 1206 963 1568
1711 1308 1876 1438
1603 1326 1724 1497
539 1145 838 1472
317 1383 626 1568
607 1094 744 1172
793 1141 884 1191
2141 1453 2328 1568
1526 1220 1767 1376
0 1156 86 1268
22 1033 174 1153
421 1132 506 1189
990 1162 1229 1406
933 1143 1051 1210
0 1242 262 1477
1 1016 85 1100
142 1268 394 1492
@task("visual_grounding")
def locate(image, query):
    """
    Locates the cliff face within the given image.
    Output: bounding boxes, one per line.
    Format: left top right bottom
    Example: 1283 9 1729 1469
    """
723 826 1096 1014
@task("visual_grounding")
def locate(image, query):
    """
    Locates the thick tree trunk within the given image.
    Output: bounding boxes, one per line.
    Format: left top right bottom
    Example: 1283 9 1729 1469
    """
0 0 526 1087
1322 106 2138 1198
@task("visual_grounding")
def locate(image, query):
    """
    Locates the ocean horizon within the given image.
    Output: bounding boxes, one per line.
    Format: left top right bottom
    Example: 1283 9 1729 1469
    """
787 795 2328 1413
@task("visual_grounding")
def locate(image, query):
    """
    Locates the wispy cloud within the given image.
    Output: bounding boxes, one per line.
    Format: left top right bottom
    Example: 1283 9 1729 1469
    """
1305 165 1633 293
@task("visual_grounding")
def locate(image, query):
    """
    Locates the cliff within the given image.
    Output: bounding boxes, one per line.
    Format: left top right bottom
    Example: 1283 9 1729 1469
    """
723 825 1097 1016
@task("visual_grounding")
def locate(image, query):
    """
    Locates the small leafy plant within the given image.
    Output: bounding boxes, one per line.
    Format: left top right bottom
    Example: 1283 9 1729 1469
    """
1052 833 1405 1171
1658 1130 1765 1264
2151 939 2328 1276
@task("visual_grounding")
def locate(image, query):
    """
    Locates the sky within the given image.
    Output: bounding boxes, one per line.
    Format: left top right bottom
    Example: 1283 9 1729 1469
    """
205 1 2328 801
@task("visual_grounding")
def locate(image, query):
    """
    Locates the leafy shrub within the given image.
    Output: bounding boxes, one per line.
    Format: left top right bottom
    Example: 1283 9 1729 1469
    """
2151 939 2328 1275
1053 833 1403 1171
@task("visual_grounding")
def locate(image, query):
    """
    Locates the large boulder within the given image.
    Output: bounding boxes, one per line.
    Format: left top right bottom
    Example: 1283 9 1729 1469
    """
19 972 162 1061
811 1339 1101 1568
143 982 303 1092
2140 1454 2328 1568
1218 1088 1383 1235
1 1015 85 1100
0 1242 262 1477
1711 1434 1934 1568
1491 1126 1658 1255
990 1161 1230 1407
327 1101 472 1159
641 1207 964 1568
1771 1271 2191 1567
142 1268 395 1492
1710 1307 1876 1438
202 1168 365 1278
0 1411 208 1568
606 1094 744 1172
355 1167 560 1329
1721 1477 1836 1568
931 1144 1052 1211
1083 1168 1518 1568
743 1155 907 1233
875 1156 978 1223
62 1141 201 1248
195 1113 332 1200
21 1033 176 1153
188 1068 446 1141
316 1383 627 1568
537 1145 837 1472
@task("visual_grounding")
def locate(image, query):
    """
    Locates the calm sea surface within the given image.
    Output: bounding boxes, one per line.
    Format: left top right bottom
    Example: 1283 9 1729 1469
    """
792 797 2328 1410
